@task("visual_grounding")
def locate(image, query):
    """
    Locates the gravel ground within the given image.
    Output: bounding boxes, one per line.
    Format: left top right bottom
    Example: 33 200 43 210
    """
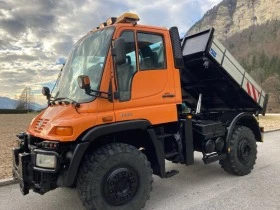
0 114 37 179
1 131 280 210
0 113 279 180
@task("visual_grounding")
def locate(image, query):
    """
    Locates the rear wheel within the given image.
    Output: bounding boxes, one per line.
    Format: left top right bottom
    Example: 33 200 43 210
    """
77 143 153 210
219 126 257 176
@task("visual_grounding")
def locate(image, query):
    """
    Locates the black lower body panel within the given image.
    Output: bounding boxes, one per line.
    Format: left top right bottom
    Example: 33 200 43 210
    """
12 147 59 195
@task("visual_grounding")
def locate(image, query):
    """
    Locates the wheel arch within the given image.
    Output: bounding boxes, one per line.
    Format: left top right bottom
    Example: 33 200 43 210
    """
60 120 165 187
226 113 262 146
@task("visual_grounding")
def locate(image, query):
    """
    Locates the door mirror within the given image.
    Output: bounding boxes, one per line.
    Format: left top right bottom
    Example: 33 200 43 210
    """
42 87 51 102
112 37 126 65
42 87 50 97
77 75 91 89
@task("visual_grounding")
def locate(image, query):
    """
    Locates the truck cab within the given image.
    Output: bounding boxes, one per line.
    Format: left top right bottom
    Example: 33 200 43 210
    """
27 13 182 142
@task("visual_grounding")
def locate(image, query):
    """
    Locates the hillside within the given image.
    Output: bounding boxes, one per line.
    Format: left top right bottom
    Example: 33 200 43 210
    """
187 0 280 112
224 21 280 112
188 0 280 41
224 20 280 76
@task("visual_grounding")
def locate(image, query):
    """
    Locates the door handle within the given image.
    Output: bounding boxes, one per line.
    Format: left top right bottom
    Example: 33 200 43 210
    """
162 93 175 98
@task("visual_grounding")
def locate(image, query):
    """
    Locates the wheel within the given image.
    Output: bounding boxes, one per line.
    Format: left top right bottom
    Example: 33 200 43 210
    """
219 126 257 176
77 143 153 210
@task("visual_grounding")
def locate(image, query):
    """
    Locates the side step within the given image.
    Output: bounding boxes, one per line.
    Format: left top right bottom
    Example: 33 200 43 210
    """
165 152 179 159
165 170 179 178
203 153 227 164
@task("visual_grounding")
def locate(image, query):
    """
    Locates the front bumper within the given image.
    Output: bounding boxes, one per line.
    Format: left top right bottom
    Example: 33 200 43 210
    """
12 148 31 195
12 132 89 195
12 133 60 195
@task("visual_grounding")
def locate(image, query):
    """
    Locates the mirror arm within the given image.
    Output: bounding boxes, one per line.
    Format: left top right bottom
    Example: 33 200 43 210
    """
90 89 111 95
111 48 117 56
46 95 51 103
85 87 112 100
87 93 111 99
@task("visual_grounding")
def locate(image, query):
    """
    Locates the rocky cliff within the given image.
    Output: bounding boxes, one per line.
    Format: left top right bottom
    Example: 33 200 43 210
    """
188 0 280 40
187 0 280 112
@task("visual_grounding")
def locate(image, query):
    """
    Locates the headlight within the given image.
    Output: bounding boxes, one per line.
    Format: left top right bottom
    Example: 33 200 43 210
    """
36 154 57 169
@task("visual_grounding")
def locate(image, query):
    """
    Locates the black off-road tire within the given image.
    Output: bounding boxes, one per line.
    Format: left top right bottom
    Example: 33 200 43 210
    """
77 143 153 210
219 126 257 176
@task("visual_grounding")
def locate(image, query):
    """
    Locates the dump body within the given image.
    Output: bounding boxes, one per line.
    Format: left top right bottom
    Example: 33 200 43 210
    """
180 28 268 115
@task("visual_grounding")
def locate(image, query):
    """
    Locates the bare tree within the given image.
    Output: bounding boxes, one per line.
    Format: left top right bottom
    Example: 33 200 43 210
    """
16 87 33 110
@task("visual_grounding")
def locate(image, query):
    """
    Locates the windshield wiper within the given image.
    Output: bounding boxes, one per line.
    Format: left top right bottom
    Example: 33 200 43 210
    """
53 97 80 108
50 64 64 96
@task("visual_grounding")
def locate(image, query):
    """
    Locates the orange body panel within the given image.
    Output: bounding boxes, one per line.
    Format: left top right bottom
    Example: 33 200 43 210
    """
28 23 183 142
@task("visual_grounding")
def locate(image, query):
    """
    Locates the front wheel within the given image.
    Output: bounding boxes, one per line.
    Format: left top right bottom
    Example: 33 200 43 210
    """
219 126 257 176
77 143 153 210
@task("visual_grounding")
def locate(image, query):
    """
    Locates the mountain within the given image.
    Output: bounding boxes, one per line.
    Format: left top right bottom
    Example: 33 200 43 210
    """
0 97 17 109
187 0 280 112
188 0 280 41
0 96 44 110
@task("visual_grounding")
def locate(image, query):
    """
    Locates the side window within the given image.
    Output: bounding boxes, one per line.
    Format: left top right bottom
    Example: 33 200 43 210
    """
137 33 166 70
116 31 137 101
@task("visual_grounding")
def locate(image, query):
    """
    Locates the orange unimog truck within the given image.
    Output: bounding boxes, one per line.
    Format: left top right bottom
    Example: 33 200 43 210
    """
13 13 268 210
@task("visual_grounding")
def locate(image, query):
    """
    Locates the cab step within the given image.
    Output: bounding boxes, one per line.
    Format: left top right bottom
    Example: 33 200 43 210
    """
165 170 179 178
203 153 227 164
165 152 179 159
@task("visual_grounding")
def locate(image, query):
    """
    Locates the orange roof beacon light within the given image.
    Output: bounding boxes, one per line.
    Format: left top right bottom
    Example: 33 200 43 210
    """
93 13 139 32
106 17 117 25
115 12 140 24
99 22 107 29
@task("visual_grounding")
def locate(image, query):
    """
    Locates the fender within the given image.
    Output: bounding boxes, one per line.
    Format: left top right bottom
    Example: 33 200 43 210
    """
58 141 90 187
60 120 166 187
81 120 151 142
226 112 262 149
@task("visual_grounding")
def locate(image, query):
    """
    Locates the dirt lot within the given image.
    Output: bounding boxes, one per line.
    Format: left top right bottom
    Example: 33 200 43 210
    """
259 114 280 131
0 113 37 179
0 113 279 180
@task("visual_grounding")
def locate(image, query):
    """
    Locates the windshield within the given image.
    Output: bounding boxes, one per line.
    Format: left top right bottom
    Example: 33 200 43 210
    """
52 27 115 103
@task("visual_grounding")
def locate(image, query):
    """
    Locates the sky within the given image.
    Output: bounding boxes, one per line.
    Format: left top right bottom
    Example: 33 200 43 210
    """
0 0 221 105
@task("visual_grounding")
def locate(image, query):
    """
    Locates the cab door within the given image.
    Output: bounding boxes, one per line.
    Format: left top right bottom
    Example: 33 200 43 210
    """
113 27 178 125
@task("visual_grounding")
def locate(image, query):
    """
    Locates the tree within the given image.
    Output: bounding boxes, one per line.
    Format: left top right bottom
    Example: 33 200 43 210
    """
252 55 256 69
16 87 33 110
262 74 280 112
250 67 266 86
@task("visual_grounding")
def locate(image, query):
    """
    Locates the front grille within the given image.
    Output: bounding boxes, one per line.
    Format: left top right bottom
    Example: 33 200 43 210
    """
34 118 49 133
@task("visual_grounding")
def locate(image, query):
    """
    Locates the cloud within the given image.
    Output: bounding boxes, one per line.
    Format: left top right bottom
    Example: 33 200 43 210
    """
0 0 222 104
